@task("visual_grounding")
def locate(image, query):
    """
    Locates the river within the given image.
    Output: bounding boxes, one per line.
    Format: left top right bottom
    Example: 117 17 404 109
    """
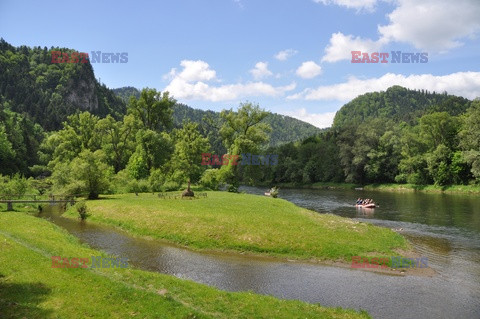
38 187 480 319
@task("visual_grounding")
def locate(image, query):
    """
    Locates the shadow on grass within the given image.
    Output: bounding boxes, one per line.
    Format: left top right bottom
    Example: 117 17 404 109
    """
90 196 119 200
0 273 53 318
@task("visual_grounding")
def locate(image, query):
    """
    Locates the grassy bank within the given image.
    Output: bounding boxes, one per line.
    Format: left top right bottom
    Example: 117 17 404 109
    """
62 192 407 262
363 183 480 194
252 182 360 190
0 212 370 318
258 182 480 194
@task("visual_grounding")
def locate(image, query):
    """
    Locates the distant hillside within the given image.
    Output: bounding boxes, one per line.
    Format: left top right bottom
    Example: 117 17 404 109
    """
333 85 471 128
113 86 322 147
112 86 140 102
0 39 126 130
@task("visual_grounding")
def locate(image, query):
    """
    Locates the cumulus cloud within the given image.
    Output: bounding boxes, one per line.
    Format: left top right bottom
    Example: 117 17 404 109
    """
314 0 379 11
164 60 296 102
282 108 337 128
249 62 273 80
296 61 322 79
378 0 480 51
287 71 480 101
166 60 216 82
321 32 384 63
274 49 298 61
320 0 480 62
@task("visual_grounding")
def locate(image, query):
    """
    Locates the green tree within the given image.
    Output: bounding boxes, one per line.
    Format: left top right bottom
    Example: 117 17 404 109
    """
46 111 100 168
127 88 175 131
170 121 210 183
96 114 138 172
419 112 460 150
220 102 271 154
70 150 112 199
218 102 271 187
459 100 480 181
426 144 452 186
0 125 16 175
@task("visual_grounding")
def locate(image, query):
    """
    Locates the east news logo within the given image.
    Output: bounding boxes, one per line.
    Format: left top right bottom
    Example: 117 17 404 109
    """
51 256 128 268
51 51 128 63
351 51 428 63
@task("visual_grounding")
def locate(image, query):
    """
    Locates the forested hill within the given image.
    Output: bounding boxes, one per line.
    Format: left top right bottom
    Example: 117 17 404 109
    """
112 86 322 147
258 86 480 187
0 39 126 130
0 37 319 146
333 85 471 128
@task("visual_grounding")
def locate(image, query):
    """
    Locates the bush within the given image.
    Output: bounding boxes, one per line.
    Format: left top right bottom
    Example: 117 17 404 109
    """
75 201 89 220
149 169 166 192
62 181 85 197
270 186 279 198
0 174 30 197
227 183 238 193
126 179 150 194
199 169 221 190
162 180 182 192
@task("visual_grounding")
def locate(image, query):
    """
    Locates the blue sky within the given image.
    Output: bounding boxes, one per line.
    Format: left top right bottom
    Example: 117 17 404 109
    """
1 0 479 127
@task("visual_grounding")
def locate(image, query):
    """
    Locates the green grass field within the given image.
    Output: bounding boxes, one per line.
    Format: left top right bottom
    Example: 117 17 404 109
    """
62 192 408 261
0 212 371 318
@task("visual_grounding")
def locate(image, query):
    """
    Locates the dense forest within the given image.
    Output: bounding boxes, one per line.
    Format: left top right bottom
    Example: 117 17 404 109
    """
0 40 321 197
1 39 480 199
260 86 480 186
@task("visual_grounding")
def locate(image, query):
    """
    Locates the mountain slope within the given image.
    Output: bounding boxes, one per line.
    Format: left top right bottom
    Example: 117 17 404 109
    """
0 39 126 130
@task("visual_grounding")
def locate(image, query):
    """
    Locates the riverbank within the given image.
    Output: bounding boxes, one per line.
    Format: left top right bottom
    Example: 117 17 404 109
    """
61 192 408 264
0 211 370 318
260 182 480 194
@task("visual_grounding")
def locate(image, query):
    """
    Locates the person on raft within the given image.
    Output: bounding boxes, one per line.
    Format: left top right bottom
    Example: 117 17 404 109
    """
357 198 375 205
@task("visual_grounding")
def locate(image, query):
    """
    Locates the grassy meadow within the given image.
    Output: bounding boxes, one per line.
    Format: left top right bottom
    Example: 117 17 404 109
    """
0 211 371 318
62 192 408 261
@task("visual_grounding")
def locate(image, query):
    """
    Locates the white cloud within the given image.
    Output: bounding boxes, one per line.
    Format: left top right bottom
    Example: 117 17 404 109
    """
378 0 480 51
282 108 336 128
164 60 296 102
320 0 480 61
314 0 379 11
321 32 384 63
274 49 298 61
249 62 273 80
296 61 322 79
288 71 480 101
166 60 216 82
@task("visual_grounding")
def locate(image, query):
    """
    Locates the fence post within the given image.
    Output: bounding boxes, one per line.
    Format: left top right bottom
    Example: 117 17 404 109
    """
7 201 13 211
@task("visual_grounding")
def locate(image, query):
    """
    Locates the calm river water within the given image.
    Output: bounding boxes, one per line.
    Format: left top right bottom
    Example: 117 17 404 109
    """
39 187 480 319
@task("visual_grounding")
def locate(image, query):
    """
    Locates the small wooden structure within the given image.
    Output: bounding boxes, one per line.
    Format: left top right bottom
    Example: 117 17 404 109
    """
0 194 77 211
181 181 195 198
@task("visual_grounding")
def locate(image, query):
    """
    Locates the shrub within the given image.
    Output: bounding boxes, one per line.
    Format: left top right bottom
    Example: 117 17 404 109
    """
75 201 89 220
149 169 166 192
270 186 279 198
227 183 238 193
199 169 220 190
162 180 182 192
0 174 30 198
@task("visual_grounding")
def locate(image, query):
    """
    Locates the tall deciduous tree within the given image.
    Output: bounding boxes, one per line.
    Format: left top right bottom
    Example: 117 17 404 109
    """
96 114 138 173
127 88 175 131
220 102 271 155
218 102 271 187
459 100 480 181
170 121 210 183
46 111 100 168
70 150 112 199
